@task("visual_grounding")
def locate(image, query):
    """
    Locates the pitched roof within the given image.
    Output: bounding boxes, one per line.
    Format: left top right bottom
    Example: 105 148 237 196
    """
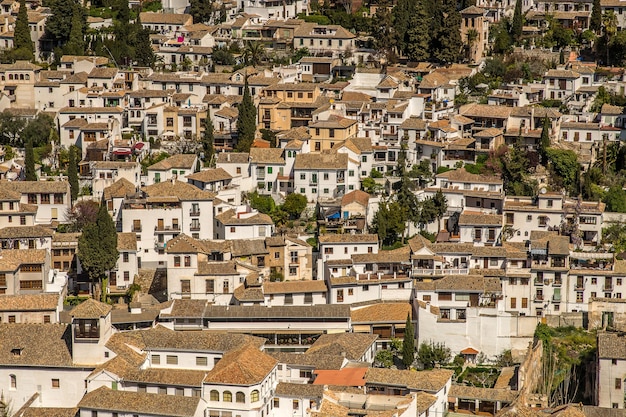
0 180 70 194
294 153 349 170
415 275 502 293
69 299 112 319
147 154 197 171
341 190 370 207
436 167 503 184
142 180 215 201
215 209 273 225
19 408 79 417
78 387 200 417
458 211 503 226
196 260 240 276
275 382 325 398
0 225 53 239
306 333 378 360
0 293 59 312
262 280 327 294
0 323 73 366
130 324 262 351
139 12 193 25
351 303 411 323
216 152 250 164
364 368 453 392
103 178 136 200
249 148 285 165
231 239 268 256
203 344 277 385
186 167 232 183
270 352 345 370
0 249 47 272
117 232 137 251
318 234 378 244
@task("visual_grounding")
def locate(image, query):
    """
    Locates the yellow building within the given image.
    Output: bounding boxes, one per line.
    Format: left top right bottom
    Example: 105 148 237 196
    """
163 106 207 139
258 83 323 131
308 115 358 151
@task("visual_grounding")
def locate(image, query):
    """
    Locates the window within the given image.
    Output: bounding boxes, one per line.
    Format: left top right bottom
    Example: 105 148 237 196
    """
293 400 299 410
251 390 260 402
457 309 466 320
175 387 184 396
181 280 191 294
52 379 60 388
274 398 280 408
151 354 160 364
206 280 214 293
123 252 129 263
196 356 208 366
10 375 16 389
616 378 622 389
184 256 191 267
210 390 219 401
511 298 517 308
337 289 344 303
284 294 293 305
174 256 181 267
20 216 26 225
223 391 232 402
166 355 178 365
440 309 450 319
348 288 354 296
236 392 245 403
522 298 528 308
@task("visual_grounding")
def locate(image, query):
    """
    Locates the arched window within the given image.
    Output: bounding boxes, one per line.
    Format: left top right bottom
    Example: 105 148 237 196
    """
210 390 219 401
8 74 13 80
236 391 245 403
251 390 260 402
223 391 232 402
10 374 16 389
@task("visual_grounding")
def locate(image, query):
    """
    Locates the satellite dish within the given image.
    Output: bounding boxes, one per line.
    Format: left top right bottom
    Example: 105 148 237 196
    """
540 187 547 194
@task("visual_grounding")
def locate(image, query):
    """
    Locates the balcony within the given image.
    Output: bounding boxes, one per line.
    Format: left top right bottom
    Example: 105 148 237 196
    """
553 280 562 286
190 224 201 231
534 279 544 285
552 295 562 302
190 209 200 216
155 241 167 250
575 283 584 290
337 177 345 184
412 268 468 275
132 226 142 232
534 295 544 302
309 180 318 186
604 285 614 292
155 225 180 233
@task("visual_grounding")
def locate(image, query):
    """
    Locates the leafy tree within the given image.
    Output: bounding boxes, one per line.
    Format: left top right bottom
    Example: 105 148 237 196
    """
64 5 86 56
201 113 215 166
134 18 156 67
405 1 431 62
603 10 618 64
371 0 396 62
68 145 79 202
12 0 34 61
392 0 415 56
21 113 55 147
603 222 626 254
362 177 382 194
45 0 84 50
417 341 451 369
495 349 515 367
431 0 462 63
243 41 265 67
402 313 415 368
604 185 626 212
78 205 119 302
511 0 523 41
190 0 214 23
375 349 394 368
260 129 277 148
431 189 448 230
24 140 36 181
235 77 257 152
282 193 307 219
66 200 99 231
545 149 580 196
591 0 602 33
212 47 235 65
0 111 25 145
371 200 406 246
501 144 535 196
248 191 275 214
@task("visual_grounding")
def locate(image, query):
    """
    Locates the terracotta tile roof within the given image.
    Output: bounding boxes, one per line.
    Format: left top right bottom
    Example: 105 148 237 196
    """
461 5 486 13
351 303 411 323
276 382 325 397
0 225 53 239
186 167 232 183
78 386 200 417
215 209 273 225
415 274 502 293
341 190 370 207
70 299 112 319
351 246 410 264
167 299 208 317
0 249 47 272
132 324 263 351
166 234 231 254
460 103 512 119
231 239 268 256
458 211 502 226
263 280 327 294
365 368 453 392
197 260 240 276
94 162 139 172
1 180 70 194
509 106 562 118
271 352 345 370
216 152 250 164
435 167 503 184
117 232 137 251
602 103 624 115
142 180 215 201
419 72 450 89
203 304 350 319
309 115 357 129
415 391 437 414
306 333 377 360
147 154 197 171
204 343 277 385
314 367 367 386
103 178 136 200
474 127 503 138
139 12 193 25
20 408 79 417
319 234 378 244
0 323 74 366
449 385 518 402
233 284 264 302
545 69 580 79
407 234 432 252
598 332 626 359
0 293 59 312
88 67 118 79
52 232 81 244
250 148 285 165
400 117 427 130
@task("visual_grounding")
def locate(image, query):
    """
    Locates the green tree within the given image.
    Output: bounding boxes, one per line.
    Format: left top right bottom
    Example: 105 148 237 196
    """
545 148 580 195
134 17 156 67
12 0 34 61
431 0 462 63
402 313 415 368
375 349 394 368
24 139 36 181
501 143 535 196
417 341 451 369
511 0 523 41
201 113 215 166
591 0 602 33
248 191 275 214
405 1 431 62
431 189 448 231
243 41 265 67
539 116 551 165
68 145 79 202
603 10 618 65
21 113 55 147
372 0 396 62
0 111 25 145
45 0 84 50
362 177 382 194
78 205 119 302
392 0 416 56
190 0 214 23
603 222 626 254
371 200 406 246
282 193 307 219
604 185 626 212
235 77 257 152
64 5 86 56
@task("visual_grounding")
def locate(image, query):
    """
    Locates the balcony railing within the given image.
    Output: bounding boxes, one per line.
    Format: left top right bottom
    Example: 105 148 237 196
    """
132 226 142 232
604 285 614 291
412 268 468 275
190 224 201 231
190 209 200 216
534 295 544 302
155 225 180 232
553 280 562 286
155 241 167 250
553 295 562 302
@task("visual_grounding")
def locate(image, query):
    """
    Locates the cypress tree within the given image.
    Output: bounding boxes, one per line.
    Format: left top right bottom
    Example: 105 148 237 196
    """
235 77 257 152
202 112 215 166
13 0 34 60
591 0 602 33
68 146 79 201
134 16 156 67
392 0 416 57
402 313 415 368
24 139 36 181
405 0 431 62
511 0 523 42
78 205 118 301
539 116 551 165
64 5 85 56
432 0 462 63
46 0 83 48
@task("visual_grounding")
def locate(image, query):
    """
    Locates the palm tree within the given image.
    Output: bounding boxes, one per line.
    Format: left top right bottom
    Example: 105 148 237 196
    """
466 29 479 63
603 10 617 65
243 41 265 67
